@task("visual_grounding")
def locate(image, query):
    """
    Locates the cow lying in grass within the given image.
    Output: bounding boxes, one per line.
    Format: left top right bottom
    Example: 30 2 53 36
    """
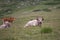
24 16 44 28
0 17 15 28
0 21 11 28
2 17 15 23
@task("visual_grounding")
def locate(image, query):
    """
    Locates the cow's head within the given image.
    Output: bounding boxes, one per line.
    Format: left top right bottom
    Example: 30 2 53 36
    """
36 16 44 26
36 16 44 22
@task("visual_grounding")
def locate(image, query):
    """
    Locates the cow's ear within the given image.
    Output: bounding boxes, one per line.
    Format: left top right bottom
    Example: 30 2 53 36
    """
36 18 39 20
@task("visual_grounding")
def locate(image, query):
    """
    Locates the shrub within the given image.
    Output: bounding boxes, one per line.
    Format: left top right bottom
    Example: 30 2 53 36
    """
40 27 52 33
42 8 51 12
32 9 41 12
56 6 60 9
44 2 60 5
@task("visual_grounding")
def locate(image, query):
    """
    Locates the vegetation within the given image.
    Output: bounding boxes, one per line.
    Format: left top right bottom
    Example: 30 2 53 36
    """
0 0 60 40
41 27 52 33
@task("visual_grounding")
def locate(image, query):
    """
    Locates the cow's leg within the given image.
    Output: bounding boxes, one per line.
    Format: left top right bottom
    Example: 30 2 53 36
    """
7 24 11 27
4 25 7 28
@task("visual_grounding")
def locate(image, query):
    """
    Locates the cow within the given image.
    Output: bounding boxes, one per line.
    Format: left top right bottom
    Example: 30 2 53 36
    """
24 16 44 28
2 17 15 23
0 17 15 29
0 21 11 28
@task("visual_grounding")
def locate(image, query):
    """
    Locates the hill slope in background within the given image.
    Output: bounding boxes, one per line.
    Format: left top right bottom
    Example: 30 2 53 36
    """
0 0 60 18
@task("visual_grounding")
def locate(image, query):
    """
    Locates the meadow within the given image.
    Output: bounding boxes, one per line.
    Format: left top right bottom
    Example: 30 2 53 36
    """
0 5 60 40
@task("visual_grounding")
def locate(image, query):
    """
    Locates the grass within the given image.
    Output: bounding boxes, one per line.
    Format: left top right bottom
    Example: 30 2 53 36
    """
41 27 52 33
0 5 60 40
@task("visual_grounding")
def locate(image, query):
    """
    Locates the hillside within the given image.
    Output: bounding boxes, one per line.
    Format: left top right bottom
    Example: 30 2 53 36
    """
0 0 60 40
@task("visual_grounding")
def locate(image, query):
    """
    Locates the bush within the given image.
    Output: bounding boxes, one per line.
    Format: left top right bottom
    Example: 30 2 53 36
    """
44 2 60 5
40 27 52 33
56 6 60 9
54 0 60 1
32 9 41 12
42 8 51 12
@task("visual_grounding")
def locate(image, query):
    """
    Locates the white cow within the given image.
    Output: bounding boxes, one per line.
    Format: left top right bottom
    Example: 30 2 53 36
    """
0 21 11 29
24 16 44 28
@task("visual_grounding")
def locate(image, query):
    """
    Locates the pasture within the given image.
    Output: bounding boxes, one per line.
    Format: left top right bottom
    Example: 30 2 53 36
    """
0 5 60 40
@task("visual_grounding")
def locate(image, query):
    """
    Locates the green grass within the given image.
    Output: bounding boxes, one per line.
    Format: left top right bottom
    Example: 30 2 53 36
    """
41 27 52 33
0 5 60 40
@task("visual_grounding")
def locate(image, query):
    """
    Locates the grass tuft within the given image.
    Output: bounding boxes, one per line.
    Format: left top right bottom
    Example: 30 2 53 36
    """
41 27 52 33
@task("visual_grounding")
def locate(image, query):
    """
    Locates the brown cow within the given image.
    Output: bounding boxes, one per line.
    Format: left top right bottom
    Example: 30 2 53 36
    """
2 17 15 23
0 17 15 28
